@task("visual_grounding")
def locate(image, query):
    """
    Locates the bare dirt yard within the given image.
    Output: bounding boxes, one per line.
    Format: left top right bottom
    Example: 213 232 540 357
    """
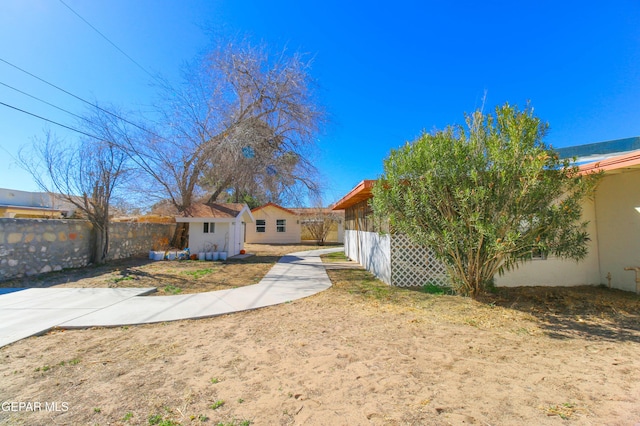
1 245 640 425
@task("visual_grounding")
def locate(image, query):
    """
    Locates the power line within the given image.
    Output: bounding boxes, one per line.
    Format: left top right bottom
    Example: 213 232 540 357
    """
0 56 122 120
0 80 87 123
0 57 165 141
0 100 101 140
0 57 98 109
57 0 159 83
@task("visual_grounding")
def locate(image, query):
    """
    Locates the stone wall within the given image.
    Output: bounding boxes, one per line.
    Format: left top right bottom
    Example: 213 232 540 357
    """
107 222 176 261
0 219 175 281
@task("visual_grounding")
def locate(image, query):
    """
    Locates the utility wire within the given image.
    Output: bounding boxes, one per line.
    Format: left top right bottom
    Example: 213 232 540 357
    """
0 57 165 141
57 0 159 83
0 80 87 123
0 57 102 110
0 100 101 140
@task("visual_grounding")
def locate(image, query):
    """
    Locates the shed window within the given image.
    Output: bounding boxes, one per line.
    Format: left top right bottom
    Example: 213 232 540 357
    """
256 219 266 233
203 222 215 233
276 219 286 233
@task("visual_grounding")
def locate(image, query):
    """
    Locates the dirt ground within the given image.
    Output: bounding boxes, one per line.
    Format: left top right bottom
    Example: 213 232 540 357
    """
1 245 640 425
0 244 321 295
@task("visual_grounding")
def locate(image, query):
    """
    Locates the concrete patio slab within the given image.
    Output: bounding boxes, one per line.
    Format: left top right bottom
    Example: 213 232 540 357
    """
0 288 156 348
0 247 343 347
61 247 340 327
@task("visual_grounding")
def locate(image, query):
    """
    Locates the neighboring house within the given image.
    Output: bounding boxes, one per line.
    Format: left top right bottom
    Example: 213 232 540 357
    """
332 137 640 293
245 203 345 244
0 188 76 218
245 203 302 244
175 203 254 257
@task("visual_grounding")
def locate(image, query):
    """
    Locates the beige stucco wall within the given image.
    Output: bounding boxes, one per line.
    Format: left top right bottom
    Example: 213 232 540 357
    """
245 205 301 244
593 169 640 292
497 169 640 292
495 198 602 287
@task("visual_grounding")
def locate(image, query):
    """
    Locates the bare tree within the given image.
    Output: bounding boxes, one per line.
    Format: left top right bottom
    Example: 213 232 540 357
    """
19 129 129 264
121 39 324 247
199 42 324 205
301 208 341 246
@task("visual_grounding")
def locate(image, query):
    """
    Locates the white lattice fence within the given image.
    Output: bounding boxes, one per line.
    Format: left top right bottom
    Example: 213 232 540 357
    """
390 234 450 287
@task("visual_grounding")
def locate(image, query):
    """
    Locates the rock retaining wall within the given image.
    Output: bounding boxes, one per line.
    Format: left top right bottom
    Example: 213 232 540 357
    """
0 219 175 281
107 222 176 261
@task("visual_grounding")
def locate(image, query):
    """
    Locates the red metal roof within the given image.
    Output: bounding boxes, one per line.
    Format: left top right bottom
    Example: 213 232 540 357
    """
331 180 376 210
579 149 640 174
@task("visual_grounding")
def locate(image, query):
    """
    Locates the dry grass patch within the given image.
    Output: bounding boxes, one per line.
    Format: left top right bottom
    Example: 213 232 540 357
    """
324 267 542 335
324 261 640 341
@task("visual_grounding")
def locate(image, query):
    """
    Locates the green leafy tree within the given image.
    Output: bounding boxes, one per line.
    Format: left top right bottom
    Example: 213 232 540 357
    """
372 103 600 297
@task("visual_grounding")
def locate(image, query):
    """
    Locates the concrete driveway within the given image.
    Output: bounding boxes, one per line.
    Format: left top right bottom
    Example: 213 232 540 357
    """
0 247 342 348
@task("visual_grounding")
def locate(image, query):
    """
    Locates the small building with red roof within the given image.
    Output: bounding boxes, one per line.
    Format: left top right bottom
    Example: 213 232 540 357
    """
175 202 254 257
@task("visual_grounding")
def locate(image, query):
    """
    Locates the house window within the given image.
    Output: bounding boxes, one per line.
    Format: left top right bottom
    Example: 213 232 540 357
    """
203 222 215 233
531 248 547 260
277 219 286 233
256 219 266 233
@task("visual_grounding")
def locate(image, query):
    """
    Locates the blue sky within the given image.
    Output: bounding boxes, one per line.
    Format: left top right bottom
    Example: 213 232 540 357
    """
1 1 639 205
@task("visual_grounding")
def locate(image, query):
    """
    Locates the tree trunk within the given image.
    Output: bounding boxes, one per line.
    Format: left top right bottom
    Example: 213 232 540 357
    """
89 220 109 264
171 222 189 249
207 177 233 203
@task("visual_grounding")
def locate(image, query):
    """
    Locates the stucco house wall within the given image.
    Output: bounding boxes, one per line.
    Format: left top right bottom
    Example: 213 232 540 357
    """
501 166 640 292
593 169 640 292
495 198 602 287
245 204 301 244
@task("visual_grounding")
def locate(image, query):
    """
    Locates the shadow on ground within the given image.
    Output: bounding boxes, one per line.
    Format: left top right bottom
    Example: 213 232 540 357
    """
227 255 281 265
478 286 640 343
